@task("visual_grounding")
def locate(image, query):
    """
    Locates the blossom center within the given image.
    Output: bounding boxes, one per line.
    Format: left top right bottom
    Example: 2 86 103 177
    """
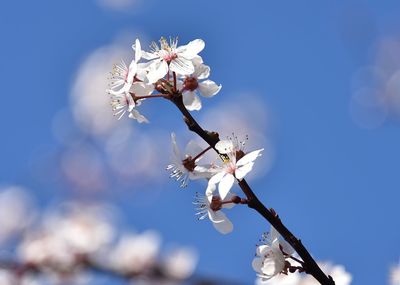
184 76 199 91
209 196 223 211
163 53 177 62
182 156 196 172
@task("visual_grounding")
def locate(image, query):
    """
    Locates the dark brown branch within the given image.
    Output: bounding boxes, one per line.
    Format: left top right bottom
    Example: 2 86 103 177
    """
169 92 335 285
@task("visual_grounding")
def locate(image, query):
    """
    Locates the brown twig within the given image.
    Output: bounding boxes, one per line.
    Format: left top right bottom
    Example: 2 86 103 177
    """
168 92 335 285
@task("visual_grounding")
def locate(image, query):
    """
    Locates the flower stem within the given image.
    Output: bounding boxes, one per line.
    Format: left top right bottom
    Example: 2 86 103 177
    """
192 146 212 162
168 92 335 285
133 94 171 100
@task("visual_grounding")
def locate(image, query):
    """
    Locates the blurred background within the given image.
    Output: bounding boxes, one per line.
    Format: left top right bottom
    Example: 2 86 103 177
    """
0 0 400 284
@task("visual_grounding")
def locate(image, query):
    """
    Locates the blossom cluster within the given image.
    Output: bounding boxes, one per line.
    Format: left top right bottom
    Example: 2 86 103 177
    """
169 133 263 234
106 37 354 284
0 187 198 285
108 37 221 122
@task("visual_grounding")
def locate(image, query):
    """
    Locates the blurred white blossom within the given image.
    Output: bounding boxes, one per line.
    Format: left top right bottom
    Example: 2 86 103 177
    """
162 247 198 280
0 186 36 244
390 264 400 285
109 231 161 274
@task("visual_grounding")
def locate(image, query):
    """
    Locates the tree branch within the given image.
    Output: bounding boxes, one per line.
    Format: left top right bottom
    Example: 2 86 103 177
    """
169 92 335 285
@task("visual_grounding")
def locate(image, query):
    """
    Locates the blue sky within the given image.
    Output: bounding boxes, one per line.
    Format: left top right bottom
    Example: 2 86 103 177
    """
1 0 400 284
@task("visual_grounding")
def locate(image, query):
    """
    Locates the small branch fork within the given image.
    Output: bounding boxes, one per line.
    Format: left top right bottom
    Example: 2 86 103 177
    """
167 91 335 285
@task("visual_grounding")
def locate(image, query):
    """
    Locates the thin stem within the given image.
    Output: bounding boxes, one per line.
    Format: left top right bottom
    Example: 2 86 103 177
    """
169 92 335 285
133 94 170 100
173 71 177 92
192 145 212 162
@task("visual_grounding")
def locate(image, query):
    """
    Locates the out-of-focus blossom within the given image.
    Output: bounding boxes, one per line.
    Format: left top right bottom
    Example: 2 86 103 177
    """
96 0 139 11
166 133 211 187
193 183 235 234
298 262 352 285
390 264 400 285
179 57 221 111
109 231 161 274
350 37 400 128
0 186 35 244
208 138 263 200
143 37 205 83
162 247 198 280
71 41 131 136
18 203 115 270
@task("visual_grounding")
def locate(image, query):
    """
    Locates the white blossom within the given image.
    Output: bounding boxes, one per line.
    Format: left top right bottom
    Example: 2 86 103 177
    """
391 264 400 285
109 38 142 94
109 231 161 274
179 57 221 111
143 37 205 83
253 226 294 282
193 183 235 234
162 247 198 280
109 82 153 122
208 138 263 199
166 133 212 187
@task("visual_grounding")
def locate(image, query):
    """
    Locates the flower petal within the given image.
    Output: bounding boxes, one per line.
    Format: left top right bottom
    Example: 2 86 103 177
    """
183 91 202 111
211 213 233 234
218 174 235 200
130 82 154 96
208 171 226 186
215 140 234 154
184 140 203 158
198 80 222 97
205 182 217 200
170 133 182 161
141 51 158 60
170 57 194 75
132 38 142 61
236 149 264 167
147 60 168 83
129 109 149 123
193 63 210 80
235 162 254 180
181 39 205 59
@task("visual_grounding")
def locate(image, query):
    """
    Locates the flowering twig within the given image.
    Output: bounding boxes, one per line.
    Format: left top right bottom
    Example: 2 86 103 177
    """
168 91 335 285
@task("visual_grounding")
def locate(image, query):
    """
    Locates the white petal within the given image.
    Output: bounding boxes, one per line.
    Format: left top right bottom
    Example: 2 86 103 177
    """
133 38 142 61
208 171 226 186
256 245 272 256
189 170 212 180
198 80 221 97
130 82 154 96
211 213 233 234
205 183 217 201
215 140 234 154
183 91 202 111
185 140 202 158
147 60 168 83
126 60 137 86
141 51 158 60
193 63 210 80
236 149 264 167
170 133 182 161
169 57 194 75
129 109 149 123
191 55 203 66
252 257 264 272
234 162 254 180
218 174 235 200
181 39 205 59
